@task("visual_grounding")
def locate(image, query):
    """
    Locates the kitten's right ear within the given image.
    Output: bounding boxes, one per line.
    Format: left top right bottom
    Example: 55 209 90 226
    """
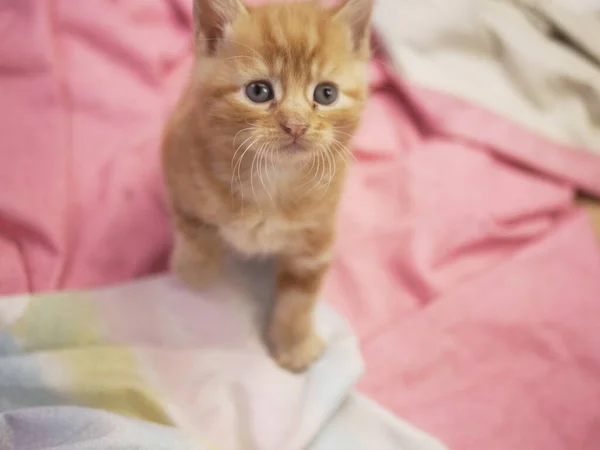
193 0 247 55
333 0 374 52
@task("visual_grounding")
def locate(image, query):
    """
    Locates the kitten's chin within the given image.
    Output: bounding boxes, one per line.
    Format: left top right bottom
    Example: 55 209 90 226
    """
281 142 305 153
271 141 314 165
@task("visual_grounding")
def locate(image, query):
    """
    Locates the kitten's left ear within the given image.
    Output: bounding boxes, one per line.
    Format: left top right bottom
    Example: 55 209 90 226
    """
193 0 247 55
333 0 374 52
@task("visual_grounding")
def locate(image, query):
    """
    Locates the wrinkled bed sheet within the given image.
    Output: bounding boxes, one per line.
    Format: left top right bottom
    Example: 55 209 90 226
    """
0 268 446 450
2 1 600 449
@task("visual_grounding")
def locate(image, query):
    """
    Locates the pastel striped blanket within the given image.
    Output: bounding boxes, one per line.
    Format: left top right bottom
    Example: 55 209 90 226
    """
0 262 446 450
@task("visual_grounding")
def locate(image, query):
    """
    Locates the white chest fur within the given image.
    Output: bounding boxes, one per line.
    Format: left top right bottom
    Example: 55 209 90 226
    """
219 214 296 257
219 163 325 257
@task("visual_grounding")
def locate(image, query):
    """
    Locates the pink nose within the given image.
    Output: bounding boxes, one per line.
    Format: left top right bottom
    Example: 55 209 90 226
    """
280 122 308 139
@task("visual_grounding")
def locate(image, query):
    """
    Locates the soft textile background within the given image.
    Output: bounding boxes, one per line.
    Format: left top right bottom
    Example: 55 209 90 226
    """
1 1 600 449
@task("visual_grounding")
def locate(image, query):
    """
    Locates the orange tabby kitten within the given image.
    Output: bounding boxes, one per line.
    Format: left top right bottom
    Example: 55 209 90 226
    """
162 0 373 371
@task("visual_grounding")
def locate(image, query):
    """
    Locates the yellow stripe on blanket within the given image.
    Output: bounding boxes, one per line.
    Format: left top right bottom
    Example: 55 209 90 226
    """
9 292 174 426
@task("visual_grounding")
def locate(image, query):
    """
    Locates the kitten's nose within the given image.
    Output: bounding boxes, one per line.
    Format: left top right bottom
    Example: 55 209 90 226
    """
280 122 308 139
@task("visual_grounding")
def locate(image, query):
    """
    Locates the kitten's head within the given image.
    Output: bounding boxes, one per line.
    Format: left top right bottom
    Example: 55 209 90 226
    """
193 0 373 165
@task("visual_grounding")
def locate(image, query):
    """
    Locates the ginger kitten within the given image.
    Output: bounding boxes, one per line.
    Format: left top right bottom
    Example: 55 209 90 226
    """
162 0 373 372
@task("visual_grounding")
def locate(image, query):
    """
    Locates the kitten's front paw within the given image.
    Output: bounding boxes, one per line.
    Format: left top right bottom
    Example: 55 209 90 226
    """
267 328 325 373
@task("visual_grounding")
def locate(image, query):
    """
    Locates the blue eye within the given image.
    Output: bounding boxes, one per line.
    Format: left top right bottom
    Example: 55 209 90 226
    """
245 81 274 103
313 83 338 105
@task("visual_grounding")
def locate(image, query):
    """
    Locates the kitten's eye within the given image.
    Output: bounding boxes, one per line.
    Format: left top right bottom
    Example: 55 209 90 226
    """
313 83 338 106
245 81 274 103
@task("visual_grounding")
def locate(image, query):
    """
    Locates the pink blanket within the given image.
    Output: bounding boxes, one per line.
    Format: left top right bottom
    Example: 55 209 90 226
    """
2 1 600 449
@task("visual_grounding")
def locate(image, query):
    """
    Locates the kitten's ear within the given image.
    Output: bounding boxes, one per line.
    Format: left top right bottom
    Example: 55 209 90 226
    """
333 0 374 52
193 0 247 55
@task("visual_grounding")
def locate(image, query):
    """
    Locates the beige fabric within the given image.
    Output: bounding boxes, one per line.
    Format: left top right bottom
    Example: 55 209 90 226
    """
579 196 600 244
373 0 600 153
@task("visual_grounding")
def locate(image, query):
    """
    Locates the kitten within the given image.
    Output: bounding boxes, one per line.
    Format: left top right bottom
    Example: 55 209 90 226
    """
162 0 373 372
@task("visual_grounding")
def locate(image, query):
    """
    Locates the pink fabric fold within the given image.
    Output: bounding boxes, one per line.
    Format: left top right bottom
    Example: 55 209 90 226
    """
326 57 600 449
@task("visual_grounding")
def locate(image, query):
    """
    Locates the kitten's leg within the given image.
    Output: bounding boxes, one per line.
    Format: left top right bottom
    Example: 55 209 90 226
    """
268 246 332 372
170 222 224 289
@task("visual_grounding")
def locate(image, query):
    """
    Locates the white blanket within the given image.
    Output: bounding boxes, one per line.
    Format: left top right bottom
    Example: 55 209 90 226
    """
373 0 600 152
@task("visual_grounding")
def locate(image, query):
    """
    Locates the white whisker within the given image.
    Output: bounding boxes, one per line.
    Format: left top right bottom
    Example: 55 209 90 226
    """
331 139 358 162
250 144 263 215
270 144 277 181
298 150 320 194
306 148 326 197
318 145 337 199
233 137 260 202
231 133 255 168
258 144 275 207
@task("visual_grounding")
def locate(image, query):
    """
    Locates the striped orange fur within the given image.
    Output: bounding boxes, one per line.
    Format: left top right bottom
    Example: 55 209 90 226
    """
162 0 373 371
